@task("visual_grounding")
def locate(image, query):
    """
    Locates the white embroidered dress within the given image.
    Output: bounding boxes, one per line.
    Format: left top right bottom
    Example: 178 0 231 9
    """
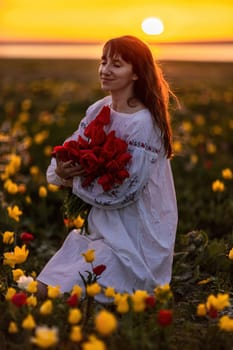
37 96 178 299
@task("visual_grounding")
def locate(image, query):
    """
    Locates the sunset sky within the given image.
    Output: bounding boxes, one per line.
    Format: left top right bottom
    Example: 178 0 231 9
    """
1 0 233 43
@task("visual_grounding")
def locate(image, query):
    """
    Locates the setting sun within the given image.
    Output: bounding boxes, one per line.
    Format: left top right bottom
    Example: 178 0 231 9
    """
141 17 164 36
0 0 232 43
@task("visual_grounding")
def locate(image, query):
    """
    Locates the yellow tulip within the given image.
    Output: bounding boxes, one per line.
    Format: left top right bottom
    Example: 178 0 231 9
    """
70 326 82 342
47 183 59 192
4 245 29 268
131 290 149 312
154 284 173 301
8 321 18 333
197 278 212 285
104 286 115 298
4 179 18 194
219 315 233 331
23 136 32 148
7 154 21 176
22 314 36 330
182 121 192 132
197 303 207 317
40 300 53 315
206 142 217 154
30 166 40 176
44 145 53 157
27 280 38 294
71 285 82 297
2 231 15 244
222 168 233 180
25 195 32 204
12 268 24 281
31 271 37 278
81 249 95 263
47 285 61 298
5 287 16 301
228 248 233 260
7 205 23 222
95 309 117 336
39 186 47 198
173 140 182 153
212 179 225 192
68 308 82 324
86 283 101 297
73 215 85 229
27 295 38 307
114 294 129 313
206 293 230 311
82 335 106 350
34 130 49 144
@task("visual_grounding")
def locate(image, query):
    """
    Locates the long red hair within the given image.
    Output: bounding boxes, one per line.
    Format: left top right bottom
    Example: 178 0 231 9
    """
103 35 177 158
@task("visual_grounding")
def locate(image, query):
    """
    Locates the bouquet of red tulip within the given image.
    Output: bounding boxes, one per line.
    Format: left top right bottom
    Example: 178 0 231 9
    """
52 105 132 192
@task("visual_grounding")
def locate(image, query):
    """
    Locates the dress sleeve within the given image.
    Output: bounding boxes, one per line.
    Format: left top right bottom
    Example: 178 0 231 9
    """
46 157 63 186
72 115 163 210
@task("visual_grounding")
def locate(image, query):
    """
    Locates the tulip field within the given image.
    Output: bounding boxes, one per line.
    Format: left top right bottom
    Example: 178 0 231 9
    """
0 58 233 349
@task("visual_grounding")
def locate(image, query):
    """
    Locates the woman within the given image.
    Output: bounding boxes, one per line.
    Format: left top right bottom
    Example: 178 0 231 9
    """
37 35 178 301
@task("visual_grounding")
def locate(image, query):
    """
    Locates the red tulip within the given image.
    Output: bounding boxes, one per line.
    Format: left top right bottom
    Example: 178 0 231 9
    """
208 307 218 319
93 264 106 276
66 293 79 307
145 295 156 308
20 232 34 244
157 309 173 326
11 292 27 307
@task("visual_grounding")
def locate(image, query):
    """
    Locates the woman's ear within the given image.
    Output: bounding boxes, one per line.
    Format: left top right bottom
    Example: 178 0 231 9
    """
132 73 138 81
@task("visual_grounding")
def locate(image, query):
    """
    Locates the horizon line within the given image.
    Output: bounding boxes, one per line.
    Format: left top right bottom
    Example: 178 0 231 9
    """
0 39 233 46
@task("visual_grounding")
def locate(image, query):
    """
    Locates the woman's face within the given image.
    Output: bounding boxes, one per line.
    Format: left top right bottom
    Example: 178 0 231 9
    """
98 50 138 94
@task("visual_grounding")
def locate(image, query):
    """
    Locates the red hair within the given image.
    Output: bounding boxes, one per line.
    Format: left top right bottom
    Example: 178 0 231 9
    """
103 35 177 158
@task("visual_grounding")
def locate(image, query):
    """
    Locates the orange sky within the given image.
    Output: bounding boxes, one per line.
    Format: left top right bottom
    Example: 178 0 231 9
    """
0 0 233 43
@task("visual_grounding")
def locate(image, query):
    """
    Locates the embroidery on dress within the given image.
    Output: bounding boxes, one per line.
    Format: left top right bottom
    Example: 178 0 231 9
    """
94 198 113 207
127 175 138 189
92 174 140 207
80 121 88 130
121 191 137 205
93 190 138 207
129 139 159 154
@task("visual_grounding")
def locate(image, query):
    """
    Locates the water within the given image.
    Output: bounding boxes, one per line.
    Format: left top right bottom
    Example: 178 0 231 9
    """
0 43 233 62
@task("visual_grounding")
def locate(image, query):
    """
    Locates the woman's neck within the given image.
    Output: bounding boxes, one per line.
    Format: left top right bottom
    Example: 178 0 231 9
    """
110 95 145 114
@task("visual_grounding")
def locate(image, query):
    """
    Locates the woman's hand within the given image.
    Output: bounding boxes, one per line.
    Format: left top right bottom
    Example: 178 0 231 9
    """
55 154 86 186
59 178 73 188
